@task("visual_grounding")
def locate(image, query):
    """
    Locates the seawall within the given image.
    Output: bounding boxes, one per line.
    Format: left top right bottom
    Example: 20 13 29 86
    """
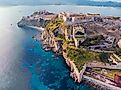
83 75 121 90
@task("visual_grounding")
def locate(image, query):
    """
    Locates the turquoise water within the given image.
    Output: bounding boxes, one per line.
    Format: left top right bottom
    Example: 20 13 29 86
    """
0 5 121 90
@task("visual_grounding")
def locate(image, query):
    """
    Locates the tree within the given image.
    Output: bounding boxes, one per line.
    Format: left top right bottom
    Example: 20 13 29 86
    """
99 52 110 63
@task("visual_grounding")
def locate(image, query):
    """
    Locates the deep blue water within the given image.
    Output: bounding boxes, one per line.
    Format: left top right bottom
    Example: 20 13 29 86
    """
24 30 95 90
0 5 121 90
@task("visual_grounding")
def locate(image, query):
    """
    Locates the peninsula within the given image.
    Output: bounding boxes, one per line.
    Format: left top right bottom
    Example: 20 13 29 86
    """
18 10 121 90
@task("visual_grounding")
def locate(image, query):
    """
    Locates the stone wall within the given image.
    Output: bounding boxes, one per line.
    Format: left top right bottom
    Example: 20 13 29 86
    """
83 75 121 90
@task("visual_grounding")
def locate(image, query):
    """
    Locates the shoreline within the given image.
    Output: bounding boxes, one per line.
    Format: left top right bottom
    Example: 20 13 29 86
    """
30 26 121 90
21 25 121 90
27 26 44 31
17 7 121 88
19 25 45 32
62 49 121 90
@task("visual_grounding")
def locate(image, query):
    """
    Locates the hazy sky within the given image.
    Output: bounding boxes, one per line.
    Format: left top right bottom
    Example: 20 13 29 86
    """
0 0 78 5
0 0 121 5
91 0 121 2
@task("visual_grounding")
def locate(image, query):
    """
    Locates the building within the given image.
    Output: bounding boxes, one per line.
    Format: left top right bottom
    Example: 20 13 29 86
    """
58 12 70 22
114 74 121 87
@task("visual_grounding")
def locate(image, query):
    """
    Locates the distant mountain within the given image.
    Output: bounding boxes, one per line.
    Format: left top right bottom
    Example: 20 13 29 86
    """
0 0 121 7
79 0 121 7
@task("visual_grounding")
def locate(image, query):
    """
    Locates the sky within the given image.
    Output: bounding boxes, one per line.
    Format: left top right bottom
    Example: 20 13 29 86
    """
91 0 121 2
0 0 76 5
0 0 121 5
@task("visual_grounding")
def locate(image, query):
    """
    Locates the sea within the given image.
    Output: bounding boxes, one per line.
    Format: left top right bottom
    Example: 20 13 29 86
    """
0 5 121 90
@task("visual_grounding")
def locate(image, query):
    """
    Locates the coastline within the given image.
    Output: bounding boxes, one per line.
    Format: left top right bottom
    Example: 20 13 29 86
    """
29 26 82 83
27 26 44 31
62 51 81 83
30 26 120 90
62 47 121 90
1 5 121 90
20 25 45 32
17 10 121 90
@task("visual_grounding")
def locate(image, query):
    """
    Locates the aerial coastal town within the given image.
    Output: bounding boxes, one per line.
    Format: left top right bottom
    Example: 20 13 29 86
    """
18 10 121 90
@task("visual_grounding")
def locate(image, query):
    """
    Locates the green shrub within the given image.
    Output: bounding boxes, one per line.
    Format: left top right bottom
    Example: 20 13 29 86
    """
99 52 110 63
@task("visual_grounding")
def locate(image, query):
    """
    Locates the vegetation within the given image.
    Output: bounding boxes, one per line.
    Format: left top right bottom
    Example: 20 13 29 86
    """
46 18 64 32
66 47 100 71
81 35 104 46
104 70 121 79
115 48 121 56
40 19 50 28
44 17 112 72
95 69 121 79
56 34 65 40
76 36 85 41
112 16 120 20
99 52 110 63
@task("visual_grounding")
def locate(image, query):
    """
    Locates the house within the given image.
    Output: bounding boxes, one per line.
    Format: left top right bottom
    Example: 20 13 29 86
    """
93 16 103 22
88 35 115 50
69 14 86 23
41 15 57 20
114 74 121 87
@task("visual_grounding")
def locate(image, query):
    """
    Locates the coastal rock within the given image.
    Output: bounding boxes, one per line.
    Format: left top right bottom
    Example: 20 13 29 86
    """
17 10 56 28
18 10 121 90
